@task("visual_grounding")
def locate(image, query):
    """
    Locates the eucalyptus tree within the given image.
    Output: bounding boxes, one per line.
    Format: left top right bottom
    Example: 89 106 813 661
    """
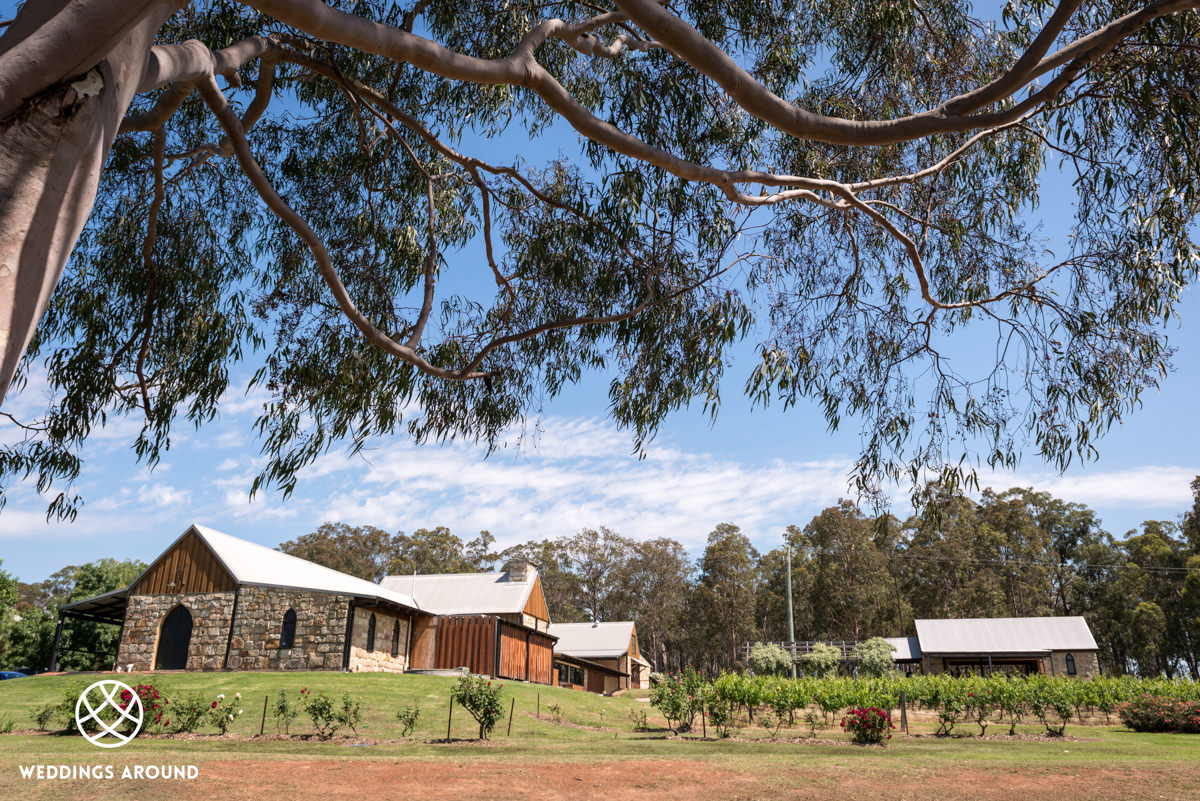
3 1 1199 516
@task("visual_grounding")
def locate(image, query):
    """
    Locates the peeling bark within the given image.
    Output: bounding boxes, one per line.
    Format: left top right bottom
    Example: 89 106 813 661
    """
0 2 180 405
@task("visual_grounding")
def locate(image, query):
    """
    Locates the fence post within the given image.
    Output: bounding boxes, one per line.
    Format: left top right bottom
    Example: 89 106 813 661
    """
899 690 908 734
507 697 515 736
537 692 540 719
259 694 268 736
446 697 453 741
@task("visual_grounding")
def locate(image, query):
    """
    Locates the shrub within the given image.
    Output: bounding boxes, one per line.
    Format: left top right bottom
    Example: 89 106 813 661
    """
802 644 842 678
339 693 362 735
396 703 421 737
301 688 341 739
545 703 563 721
170 692 210 733
450 676 505 740
1118 695 1200 733
273 689 299 734
748 642 793 677
853 638 897 679
841 706 894 744
30 704 55 731
648 669 704 732
119 683 168 731
209 693 243 735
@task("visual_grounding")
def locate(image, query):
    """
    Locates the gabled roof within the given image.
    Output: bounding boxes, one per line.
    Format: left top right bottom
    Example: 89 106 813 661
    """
379 571 537 616
64 524 421 614
884 636 922 661
914 616 1097 655
548 621 636 659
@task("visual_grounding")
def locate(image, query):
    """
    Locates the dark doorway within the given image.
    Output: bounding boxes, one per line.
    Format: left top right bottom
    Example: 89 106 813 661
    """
155 605 193 669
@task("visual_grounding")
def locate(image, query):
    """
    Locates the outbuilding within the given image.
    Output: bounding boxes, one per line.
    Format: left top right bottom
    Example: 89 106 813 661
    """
547 621 651 693
379 562 557 685
913 616 1100 677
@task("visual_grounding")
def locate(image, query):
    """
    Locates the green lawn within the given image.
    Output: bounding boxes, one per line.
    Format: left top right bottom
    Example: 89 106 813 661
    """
2 671 1199 800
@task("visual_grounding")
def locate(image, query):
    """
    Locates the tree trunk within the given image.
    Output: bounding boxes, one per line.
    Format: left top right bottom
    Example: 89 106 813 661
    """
0 1 179 406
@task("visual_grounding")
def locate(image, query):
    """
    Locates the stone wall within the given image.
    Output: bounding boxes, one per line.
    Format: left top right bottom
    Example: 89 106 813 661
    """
1049 649 1100 678
227 587 352 671
347 607 411 673
116 592 235 671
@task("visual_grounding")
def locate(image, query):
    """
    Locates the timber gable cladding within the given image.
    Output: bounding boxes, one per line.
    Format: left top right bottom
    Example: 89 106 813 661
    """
131 529 237 596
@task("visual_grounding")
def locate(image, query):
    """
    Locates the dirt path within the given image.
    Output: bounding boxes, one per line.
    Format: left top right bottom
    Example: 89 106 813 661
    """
167 758 1199 801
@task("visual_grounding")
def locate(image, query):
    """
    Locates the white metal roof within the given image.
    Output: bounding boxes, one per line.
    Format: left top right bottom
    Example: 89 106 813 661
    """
379 570 535 615
884 636 922 661
189 525 420 609
548 621 636 658
914 616 1097 655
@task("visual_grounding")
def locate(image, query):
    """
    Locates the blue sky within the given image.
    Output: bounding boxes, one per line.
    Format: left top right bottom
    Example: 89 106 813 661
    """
1 5 1199 583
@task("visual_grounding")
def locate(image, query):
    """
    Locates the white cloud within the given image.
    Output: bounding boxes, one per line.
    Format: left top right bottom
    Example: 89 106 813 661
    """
989 465 1198 513
302 416 857 551
136 483 192 508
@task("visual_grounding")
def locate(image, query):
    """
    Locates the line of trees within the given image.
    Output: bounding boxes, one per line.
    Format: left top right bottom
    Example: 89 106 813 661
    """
2 480 1198 678
278 481 1200 679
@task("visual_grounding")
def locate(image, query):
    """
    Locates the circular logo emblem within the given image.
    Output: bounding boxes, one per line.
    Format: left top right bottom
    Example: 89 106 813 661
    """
75 680 143 749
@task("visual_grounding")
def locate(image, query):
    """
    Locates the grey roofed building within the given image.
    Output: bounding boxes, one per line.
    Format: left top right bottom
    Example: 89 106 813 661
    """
56 523 428 674
60 523 420 619
550 621 639 659
547 620 651 692
378 560 549 630
883 636 922 662
912 616 1100 678
914 616 1098 655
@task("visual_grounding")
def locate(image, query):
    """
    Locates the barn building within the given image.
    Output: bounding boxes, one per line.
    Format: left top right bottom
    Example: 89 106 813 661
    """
547 621 651 694
912 616 1101 677
53 524 558 684
55 525 427 673
380 564 556 685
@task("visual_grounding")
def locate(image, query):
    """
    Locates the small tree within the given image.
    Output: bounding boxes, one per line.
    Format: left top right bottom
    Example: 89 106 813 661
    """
802 644 843 678
450 676 505 740
748 642 793 677
853 638 896 679
273 689 299 734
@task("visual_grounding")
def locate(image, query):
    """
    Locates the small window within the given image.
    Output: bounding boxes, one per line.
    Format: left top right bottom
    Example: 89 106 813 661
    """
366 613 377 651
280 608 297 649
391 619 401 658
1065 653 1077 675
570 666 584 686
557 663 571 685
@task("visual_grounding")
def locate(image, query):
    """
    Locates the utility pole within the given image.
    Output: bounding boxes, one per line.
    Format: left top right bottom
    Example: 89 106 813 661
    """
786 540 796 678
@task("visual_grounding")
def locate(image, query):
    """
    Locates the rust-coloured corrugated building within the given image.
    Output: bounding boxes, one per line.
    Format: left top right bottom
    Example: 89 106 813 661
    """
380 563 556 684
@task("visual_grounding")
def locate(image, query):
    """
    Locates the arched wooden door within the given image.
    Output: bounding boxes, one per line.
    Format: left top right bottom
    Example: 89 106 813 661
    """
155 605 193 669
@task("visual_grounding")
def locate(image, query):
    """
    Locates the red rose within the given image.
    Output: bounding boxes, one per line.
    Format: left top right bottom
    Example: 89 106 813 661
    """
212 701 218 708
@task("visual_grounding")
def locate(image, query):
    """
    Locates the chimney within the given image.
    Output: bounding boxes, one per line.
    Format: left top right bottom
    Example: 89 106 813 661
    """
504 559 536 583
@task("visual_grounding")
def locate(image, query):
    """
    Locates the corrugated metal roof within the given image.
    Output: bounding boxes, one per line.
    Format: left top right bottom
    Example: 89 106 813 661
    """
914 616 1097 655
379 571 535 615
884 636 922 661
62 524 422 614
548 621 636 658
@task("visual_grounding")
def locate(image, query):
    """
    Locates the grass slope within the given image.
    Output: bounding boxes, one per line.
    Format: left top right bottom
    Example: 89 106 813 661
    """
0 671 1198 800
